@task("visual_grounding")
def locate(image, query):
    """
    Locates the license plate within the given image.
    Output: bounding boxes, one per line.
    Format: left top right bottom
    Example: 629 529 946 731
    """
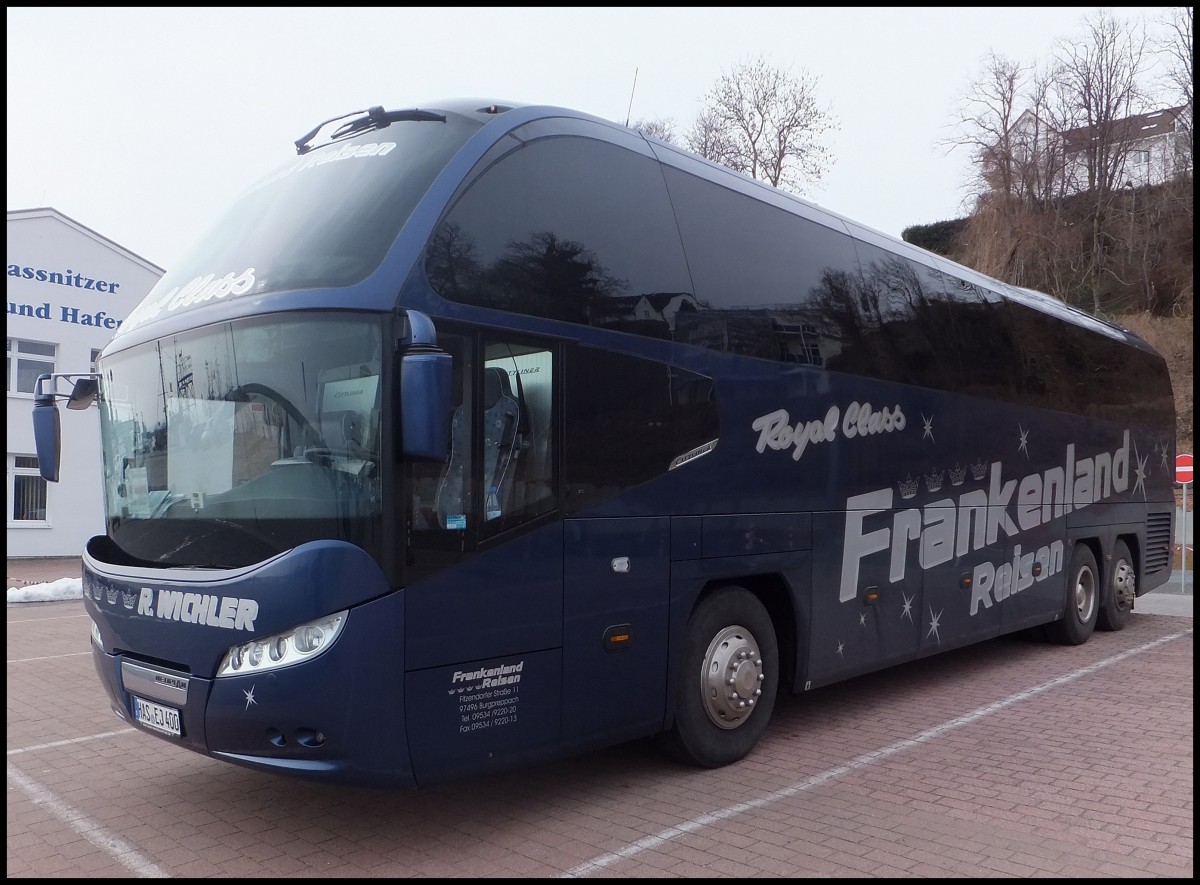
133 696 181 737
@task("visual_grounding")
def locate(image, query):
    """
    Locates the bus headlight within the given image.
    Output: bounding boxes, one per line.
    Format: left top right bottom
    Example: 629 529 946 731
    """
217 610 347 677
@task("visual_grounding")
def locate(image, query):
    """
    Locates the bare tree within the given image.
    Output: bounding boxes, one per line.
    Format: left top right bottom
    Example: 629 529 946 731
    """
942 51 1029 201
684 55 837 194
942 52 1068 205
946 8 1192 317
1048 10 1153 312
1158 6 1193 174
1151 6 1194 317
1052 10 1150 196
630 118 677 144
686 107 737 167
942 53 1075 289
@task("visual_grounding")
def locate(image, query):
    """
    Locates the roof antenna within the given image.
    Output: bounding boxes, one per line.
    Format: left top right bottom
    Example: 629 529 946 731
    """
624 67 639 127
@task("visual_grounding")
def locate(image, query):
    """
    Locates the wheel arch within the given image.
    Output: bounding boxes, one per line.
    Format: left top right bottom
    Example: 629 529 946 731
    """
681 573 797 695
1074 534 1104 567
1046 535 1103 645
658 574 790 767
1111 530 1141 580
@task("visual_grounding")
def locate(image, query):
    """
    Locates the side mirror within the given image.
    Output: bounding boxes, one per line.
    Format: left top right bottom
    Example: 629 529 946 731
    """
31 372 101 481
397 311 451 462
400 347 452 461
67 377 99 410
32 374 63 482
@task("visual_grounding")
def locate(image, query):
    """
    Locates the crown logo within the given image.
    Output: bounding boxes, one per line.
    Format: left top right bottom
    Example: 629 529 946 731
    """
949 464 967 486
925 470 944 493
106 587 119 605
970 459 988 481
121 590 136 610
898 474 920 499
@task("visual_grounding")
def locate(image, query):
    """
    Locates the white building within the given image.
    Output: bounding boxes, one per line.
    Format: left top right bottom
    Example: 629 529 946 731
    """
1005 104 1192 198
7 208 163 558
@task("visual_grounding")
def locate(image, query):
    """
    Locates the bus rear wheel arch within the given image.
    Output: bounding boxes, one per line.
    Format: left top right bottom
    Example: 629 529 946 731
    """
660 585 779 768
1046 541 1100 645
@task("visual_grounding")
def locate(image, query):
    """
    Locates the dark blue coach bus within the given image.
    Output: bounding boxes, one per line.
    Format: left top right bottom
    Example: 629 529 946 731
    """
33 100 1177 788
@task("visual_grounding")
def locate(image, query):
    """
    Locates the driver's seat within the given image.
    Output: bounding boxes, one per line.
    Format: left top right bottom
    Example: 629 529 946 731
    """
436 366 522 527
319 410 359 450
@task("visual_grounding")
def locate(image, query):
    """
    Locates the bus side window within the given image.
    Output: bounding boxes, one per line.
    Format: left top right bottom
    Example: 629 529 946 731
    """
411 336 556 539
433 368 520 528
481 341 556 532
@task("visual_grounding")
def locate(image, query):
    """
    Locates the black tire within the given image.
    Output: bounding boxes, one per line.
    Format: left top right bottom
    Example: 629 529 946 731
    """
1097 540 1136 631
1046 543 1100 645
659 587 778 768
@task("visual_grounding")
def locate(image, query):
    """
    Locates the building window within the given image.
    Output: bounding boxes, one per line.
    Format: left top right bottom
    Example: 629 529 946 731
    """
6 338 56 395
1131 149 1149 166
8 454 48 524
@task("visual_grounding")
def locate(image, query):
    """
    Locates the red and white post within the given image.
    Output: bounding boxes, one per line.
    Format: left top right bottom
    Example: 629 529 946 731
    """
1177 453 1192 594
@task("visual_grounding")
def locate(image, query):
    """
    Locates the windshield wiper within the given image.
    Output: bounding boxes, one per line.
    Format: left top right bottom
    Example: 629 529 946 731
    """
294 106 446 155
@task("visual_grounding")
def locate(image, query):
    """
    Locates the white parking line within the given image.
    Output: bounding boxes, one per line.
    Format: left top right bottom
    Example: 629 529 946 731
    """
560 628 1193 878
6 613 90 623
8 728 136 756
8 761 169 878
9 651 92 663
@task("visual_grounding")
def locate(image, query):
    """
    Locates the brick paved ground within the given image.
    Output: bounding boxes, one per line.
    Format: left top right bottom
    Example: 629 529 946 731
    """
7 573 1192 878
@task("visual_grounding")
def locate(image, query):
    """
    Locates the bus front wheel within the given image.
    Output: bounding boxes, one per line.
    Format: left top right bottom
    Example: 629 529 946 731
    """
660 586 778 768
1046 543 1099 645
1097 539 1136 631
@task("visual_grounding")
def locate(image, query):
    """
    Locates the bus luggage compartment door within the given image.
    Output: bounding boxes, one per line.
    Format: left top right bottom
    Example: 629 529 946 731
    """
404 648 562 785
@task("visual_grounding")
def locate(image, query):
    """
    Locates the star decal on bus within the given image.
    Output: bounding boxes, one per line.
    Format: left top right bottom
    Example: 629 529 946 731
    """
1133 443 1149 499
926 608 943 643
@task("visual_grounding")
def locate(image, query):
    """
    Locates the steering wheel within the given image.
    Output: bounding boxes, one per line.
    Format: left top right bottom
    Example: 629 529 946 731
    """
227 383 324 452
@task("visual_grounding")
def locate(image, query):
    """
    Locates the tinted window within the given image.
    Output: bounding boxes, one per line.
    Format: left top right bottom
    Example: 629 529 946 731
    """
565 347 718 513
660 166 862 366
1003 300 1173 426
426 134 693 336
833 243 1029 399
425 127 1170 428
934 274 1019 400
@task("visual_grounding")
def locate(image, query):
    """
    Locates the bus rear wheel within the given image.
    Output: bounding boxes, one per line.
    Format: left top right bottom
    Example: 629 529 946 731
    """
1046 543 1099 645
660 586 778 768
1097 540 1136 631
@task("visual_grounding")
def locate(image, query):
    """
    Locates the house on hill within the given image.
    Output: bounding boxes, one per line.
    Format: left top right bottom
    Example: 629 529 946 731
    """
1003 103 1192 197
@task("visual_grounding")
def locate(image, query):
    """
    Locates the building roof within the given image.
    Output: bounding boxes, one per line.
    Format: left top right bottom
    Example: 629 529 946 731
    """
1060 105 1189 151
7 207 164 274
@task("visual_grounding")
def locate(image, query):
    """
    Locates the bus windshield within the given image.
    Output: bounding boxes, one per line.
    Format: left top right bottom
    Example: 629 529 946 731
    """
130 111 481 311
97 313 386 568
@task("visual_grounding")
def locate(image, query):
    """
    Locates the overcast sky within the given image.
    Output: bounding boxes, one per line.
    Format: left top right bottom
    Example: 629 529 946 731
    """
6 6 1179 270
